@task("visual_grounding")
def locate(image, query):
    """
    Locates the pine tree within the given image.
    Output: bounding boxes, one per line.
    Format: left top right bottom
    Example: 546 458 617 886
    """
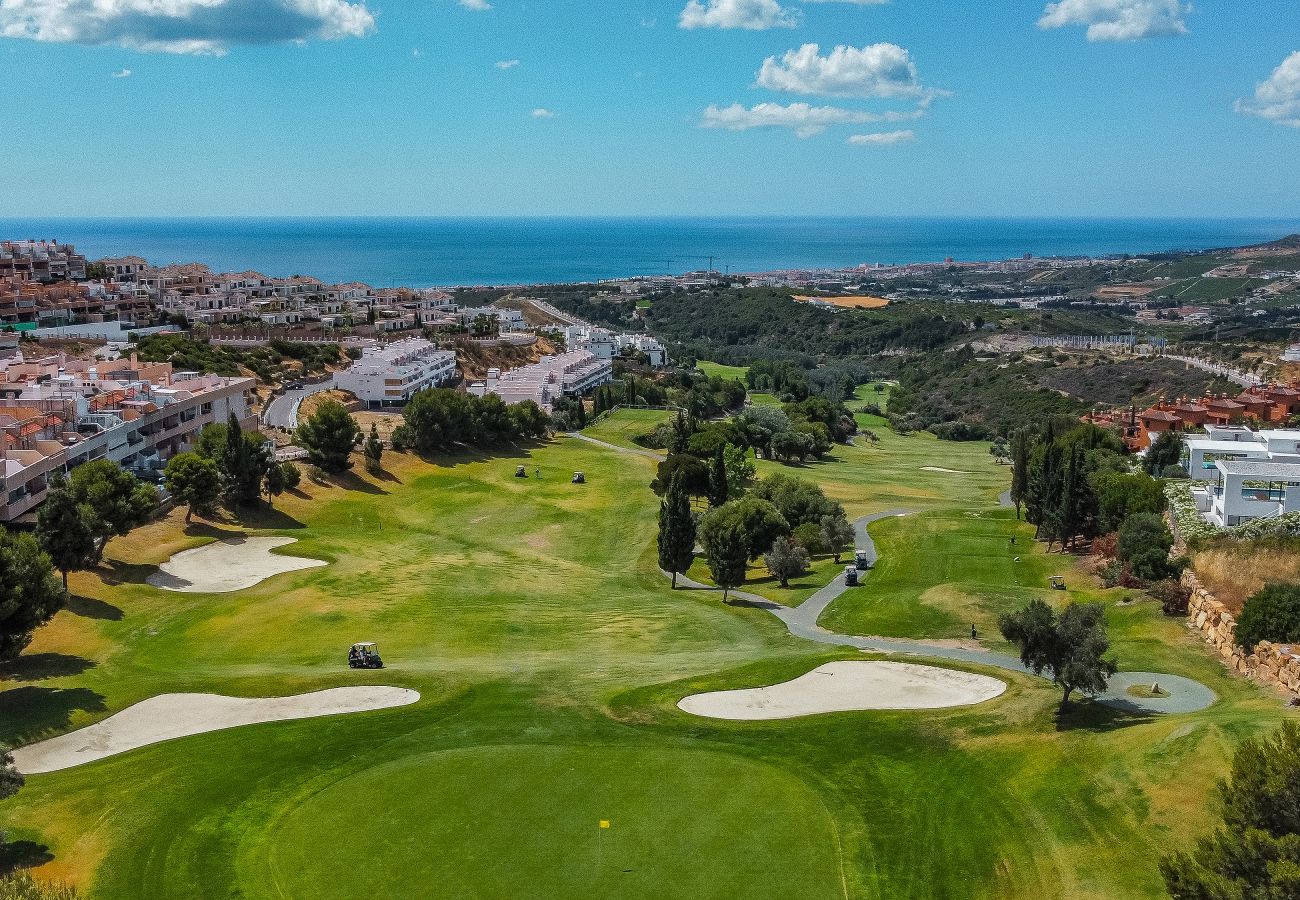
35 477 95 590
670 411 692 454
702 519 748 603
220 412 271 507
657 473 697 589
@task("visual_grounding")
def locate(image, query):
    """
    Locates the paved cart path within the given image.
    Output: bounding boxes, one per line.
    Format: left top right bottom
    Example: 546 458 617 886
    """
574 429 1216 713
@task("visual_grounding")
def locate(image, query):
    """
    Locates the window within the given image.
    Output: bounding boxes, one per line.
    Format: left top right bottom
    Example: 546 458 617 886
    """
1240 480 1300 502
1204 452 1246 469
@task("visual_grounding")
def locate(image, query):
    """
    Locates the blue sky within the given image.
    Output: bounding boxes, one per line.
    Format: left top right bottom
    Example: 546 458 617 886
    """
1 0 1297 217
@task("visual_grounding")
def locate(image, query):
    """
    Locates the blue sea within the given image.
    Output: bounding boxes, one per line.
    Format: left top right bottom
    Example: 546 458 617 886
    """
2 217 1296 288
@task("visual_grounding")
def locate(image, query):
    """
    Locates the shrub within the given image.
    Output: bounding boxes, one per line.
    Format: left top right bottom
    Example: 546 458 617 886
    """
1118 512 1175 581
1236 583 1300 650
1092 532 1119 560
1148 579 1191 616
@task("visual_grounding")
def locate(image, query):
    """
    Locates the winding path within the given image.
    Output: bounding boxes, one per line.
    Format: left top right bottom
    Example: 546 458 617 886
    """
566 431 666 460
573 426 1216 713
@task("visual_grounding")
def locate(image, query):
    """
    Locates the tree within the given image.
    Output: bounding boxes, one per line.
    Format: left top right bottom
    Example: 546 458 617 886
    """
657 473 697 589
753 473 840 530
1092 472 1165 534
701 518 748 603
296 400 361 473
764 537 810 588
707 447 729 508
0 532 65 662
704 497 790 562
164 452 222 524
35 477 95 590
509 400 551 440
1162 721 1300 898
998 599 1117 711
1236 583 1300 651
722 444 755 500
650 453 710 498
1117 512 1175 581
66 460 156 564
789 523 827 557
821 513 855 563
364 424 384 472
670 410 693 454
770 430 812 464
219 412 272 507
1144 430 1184 476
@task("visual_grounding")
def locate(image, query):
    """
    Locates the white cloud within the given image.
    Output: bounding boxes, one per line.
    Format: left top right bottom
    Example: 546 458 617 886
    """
495 58 520 69
531 108 556 118
756 43 930 99
703 98 933 137
411 47 421 57
0 0 375 55
111 67 132 77
679 0 796 31
1037 0 1190 42
458 0 492 9
805 0 887 4
847 129 914 145
702 102 878 138
1236 51 1300 128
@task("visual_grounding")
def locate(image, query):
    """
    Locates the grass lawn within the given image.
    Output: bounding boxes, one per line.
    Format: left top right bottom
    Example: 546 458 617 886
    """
696 361 749 381
0 415 1291 899
581 408 672 451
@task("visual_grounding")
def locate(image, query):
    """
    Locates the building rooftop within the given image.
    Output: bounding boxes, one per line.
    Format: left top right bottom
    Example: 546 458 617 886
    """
1216 460 1300 478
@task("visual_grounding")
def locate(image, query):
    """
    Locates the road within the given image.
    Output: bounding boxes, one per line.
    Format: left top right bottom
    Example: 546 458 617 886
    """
262 378 336 430
1166 355 1261 389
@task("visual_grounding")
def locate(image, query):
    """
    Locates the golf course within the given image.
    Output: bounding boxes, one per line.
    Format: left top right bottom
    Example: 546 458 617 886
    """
0 388 1288 898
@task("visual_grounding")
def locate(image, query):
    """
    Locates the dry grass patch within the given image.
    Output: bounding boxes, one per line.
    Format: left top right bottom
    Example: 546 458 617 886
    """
1193 545 1300 613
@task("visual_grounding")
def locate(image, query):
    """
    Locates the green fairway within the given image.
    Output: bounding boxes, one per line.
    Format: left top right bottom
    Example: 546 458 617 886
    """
695 361 749 381
0 410 1290 899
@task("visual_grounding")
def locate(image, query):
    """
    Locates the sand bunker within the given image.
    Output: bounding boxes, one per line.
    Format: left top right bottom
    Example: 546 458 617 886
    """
920 466 970 475
678 661 1005 720
12 687 419 774
147 536 326 593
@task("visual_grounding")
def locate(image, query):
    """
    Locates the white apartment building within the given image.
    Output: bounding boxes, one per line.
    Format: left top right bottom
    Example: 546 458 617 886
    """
334 338 457 408
469 350 613 411
563 325 668 367
457 306 526 332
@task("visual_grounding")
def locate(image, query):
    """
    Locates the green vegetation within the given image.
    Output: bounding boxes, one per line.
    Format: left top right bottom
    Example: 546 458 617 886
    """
0 872 78 900
999 600 1117 710
0 400 1289 899
133 334 343 384
296 400 362 473
162 454 221 524
1236 584 1300 651
1162 721 1300 898
391 389 551 454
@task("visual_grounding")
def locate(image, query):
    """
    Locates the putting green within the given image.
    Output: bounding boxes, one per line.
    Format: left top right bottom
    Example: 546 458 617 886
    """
256 745 844 899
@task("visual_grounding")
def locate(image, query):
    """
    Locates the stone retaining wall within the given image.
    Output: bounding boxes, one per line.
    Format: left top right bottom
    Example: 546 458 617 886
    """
1184 571 1300 699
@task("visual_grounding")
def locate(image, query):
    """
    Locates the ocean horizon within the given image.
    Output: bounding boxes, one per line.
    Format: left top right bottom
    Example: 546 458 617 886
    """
2 216 1297 289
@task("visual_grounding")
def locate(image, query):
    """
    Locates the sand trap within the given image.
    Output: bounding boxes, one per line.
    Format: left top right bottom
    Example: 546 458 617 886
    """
12 687 419 774
921 466 971 475
147 536 326 592
678 661 1005 720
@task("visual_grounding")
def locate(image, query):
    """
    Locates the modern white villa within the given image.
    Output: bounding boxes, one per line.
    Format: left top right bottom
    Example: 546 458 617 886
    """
1183 426 1300 526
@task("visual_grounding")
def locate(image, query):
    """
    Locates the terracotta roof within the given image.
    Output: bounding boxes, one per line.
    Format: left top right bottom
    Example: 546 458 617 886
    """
1141 410 1180 422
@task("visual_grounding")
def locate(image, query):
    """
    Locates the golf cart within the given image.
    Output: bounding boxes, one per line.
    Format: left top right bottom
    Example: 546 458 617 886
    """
572 472 586 484
854 549 872 571
515 465 528 478
1049 576 1066 591
347 642 384 669
844 566 859 587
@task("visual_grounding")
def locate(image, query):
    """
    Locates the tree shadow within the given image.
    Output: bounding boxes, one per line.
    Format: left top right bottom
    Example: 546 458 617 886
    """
230 504 307 530
95 560 157 586
63 595 123 621
312 470 388 496
0 654 95 683
0 686 106 748
0 841 53 874
1054 699 1156 732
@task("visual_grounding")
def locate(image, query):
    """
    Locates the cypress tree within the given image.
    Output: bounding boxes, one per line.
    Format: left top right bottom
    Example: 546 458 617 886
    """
657 473 697 589
708 446 729 508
